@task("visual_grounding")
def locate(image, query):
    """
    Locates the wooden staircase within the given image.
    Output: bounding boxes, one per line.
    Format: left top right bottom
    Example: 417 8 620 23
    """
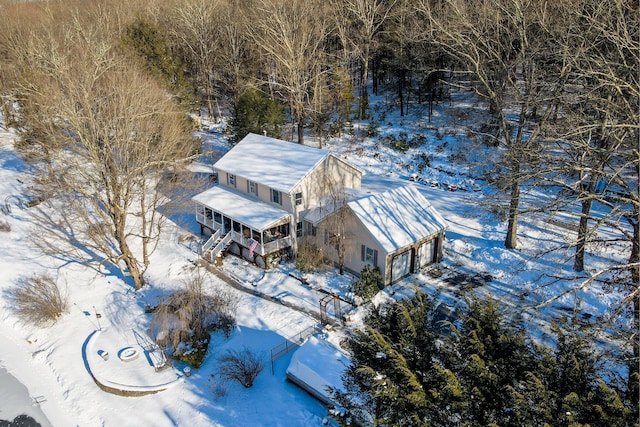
201 230 232 263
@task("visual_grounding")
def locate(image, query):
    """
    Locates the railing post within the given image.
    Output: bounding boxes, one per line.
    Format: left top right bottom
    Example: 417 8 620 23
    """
271 349 275 375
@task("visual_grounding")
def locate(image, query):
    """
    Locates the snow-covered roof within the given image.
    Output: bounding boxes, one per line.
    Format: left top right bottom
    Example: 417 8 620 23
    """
286 336 350 406
303 187 362 226
214 133 330 194
348 185 447 254
193 185 290 230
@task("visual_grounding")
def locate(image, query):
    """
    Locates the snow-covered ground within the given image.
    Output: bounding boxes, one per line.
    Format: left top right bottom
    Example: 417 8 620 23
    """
0 89 630 426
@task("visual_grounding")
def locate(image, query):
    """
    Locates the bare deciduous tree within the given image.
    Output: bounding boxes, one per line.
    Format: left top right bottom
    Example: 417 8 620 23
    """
15 12 195 290
247 0 329 144
313 173 355 276
329 0 396 119
151 267 239 365
550 0 639 401
218 347 264 388
167 0 221 120
424 0 573 249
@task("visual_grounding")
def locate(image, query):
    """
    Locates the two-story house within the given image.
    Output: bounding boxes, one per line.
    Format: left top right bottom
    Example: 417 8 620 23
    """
193 133 447 285
193 133 362 269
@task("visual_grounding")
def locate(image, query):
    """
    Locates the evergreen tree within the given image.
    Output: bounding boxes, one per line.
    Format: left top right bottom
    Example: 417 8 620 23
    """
122 17 188 97
228 87 284 143
447 296 537 425
335 293 633 427
513 319 634 427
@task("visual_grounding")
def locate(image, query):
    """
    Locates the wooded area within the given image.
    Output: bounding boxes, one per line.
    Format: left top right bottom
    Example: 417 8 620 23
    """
0 0 637 422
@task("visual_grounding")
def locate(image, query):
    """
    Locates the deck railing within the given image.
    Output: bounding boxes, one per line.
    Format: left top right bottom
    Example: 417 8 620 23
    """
230 231 292 256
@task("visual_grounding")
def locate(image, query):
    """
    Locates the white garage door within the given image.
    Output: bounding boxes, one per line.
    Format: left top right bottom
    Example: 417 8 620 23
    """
391 250 411 283
417 239 435 268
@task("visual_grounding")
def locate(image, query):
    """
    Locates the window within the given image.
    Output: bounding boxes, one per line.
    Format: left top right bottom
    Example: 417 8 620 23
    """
295 192 303 206
213 212 222 224
227 174 236 187
361 245 378 267
271 189 281 204
248 180 257 196
204 208 212 219
296 221 302 237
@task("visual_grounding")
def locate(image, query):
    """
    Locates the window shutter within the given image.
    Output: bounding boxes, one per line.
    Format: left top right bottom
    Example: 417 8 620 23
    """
279 192 282 205
373 250 378 267
255 185 258 197
246 181 249 192
361 245 365 262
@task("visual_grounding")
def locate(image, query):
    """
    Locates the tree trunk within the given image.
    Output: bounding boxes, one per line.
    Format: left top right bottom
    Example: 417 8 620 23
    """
297 119 304 145
573 199 592 272
505 173 520 249
574 175 598 272
359 57 369 120
340 235 346 275
114 220 145 289
398 68 405 117
372 58 378 96
629 202 640 406
123 248 145 290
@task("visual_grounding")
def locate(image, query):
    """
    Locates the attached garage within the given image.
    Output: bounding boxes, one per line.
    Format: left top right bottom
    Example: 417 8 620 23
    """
344 185 448 286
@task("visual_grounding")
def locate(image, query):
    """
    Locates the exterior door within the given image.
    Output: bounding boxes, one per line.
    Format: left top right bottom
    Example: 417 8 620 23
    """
391 250 411 283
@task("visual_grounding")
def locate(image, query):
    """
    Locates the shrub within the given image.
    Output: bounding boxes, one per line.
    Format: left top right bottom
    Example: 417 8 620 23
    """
353 265 383 303
7 274 67 326
381 133 410 153
365 120 379 137
218 347 264 388
151 270 239 367
295 239 326 273
0 220 10 232
207 374 228 399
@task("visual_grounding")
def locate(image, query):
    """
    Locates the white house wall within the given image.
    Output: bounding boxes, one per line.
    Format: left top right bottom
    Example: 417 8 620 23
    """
316 206 445 285
314 207 388 281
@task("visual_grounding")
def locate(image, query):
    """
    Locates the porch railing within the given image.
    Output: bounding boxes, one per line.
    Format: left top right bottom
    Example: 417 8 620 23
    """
230 231 292 256
196 213 222 232
262 236 292 255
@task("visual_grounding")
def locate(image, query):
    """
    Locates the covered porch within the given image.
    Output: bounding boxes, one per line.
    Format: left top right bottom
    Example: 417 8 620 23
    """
193 186 292 259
